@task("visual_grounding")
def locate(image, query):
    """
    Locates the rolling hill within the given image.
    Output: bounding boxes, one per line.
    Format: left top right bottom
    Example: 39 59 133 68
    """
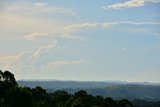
18 80 160 101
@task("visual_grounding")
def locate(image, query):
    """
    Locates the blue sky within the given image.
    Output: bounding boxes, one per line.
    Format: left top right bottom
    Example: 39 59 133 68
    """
0 0 160 82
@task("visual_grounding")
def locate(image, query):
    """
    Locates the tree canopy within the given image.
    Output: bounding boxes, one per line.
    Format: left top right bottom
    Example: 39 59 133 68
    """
0 70 148 107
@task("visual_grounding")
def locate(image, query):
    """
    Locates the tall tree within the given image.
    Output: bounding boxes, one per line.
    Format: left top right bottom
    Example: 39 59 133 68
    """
3 71 17 86
0 70 3 81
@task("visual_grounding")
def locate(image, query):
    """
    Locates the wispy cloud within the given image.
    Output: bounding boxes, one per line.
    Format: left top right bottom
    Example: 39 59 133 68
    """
28 44 56 62
1 1 77 17
0 53 23 63
147 0 160 3
0 43 56 72
23 32 51 41
0 53 24 71
65 21 160 32
31 2 78 17
46 60 89 69
64 23 103 31
0 1 88 76
0 1 78 39
103 0 160 10
0 44 88 77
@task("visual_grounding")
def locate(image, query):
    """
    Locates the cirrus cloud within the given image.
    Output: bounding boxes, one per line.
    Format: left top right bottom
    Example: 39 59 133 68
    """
65 21 160 32
23 32 51 41
46 60 89 70
103 0 160 10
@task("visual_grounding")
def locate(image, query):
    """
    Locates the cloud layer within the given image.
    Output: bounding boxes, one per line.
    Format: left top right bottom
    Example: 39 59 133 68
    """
0 0 160 82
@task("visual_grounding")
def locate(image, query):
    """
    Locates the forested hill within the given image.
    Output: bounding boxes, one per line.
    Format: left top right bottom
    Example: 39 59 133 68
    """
1 70 134 107
17 80 160 89
18 80 122 89
1 70 160 107
18 80 160 101
76 85 160 100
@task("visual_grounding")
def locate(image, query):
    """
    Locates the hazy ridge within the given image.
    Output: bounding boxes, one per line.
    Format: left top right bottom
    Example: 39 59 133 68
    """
18 80 160 101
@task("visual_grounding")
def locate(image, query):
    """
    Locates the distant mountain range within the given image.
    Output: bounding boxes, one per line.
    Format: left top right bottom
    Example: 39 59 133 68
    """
18 80 160 101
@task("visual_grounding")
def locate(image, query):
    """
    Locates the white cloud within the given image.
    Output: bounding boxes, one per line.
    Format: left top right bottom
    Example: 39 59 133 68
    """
28 44 56 62
46 60 89 69
0 1 78 40
103 0 160 10
0 1 86 78
65 23 102 31
0 53 24 71
2 1 77 17
147 0 160 3
33 2 48 7
23 32 51 41
0 53 23 63
0 12 63 37
0 45 89 79
65 21 160 32
0 43 56 72
104 0 145 10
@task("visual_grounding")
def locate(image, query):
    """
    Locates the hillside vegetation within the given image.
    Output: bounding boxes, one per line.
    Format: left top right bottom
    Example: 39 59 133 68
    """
18 80 160 100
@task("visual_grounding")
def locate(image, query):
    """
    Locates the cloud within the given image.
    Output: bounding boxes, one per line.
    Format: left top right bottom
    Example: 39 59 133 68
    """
0 53 23 63
0 44 89 79
23 32 49 41
0 1 80 42
46 60 89 69
105 0 145 10
0 12 67 34
1 1 77 17
103 0 160 10
28 44 56 62
0 53 24 71
0 1 86 77
0 43 56 71
65 21 160 32
0 1 78 39
31 2 77 17
147 0 160 3
64 23 103 31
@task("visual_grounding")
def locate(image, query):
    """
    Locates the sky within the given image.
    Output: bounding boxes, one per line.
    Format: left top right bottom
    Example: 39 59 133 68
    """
0 0 160 82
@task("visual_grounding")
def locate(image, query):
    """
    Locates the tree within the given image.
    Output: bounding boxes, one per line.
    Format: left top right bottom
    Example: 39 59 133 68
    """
92 95 104 106
72 90 92 107
0 70 3 81
0 70 17 103
4 87 33 107
117 99 133 107
103 97 116 107
3 71 17 85
0 70 17 86
0 70 137 107
51 90 70 107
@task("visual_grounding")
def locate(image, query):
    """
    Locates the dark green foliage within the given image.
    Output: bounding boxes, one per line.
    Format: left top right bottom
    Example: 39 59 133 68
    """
4 87 33 107
72 90 92 107
3 71 17 85
1 70 159 107
117 99 133 107
18 80 160 101
0 70 17 87
132 99 160 107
